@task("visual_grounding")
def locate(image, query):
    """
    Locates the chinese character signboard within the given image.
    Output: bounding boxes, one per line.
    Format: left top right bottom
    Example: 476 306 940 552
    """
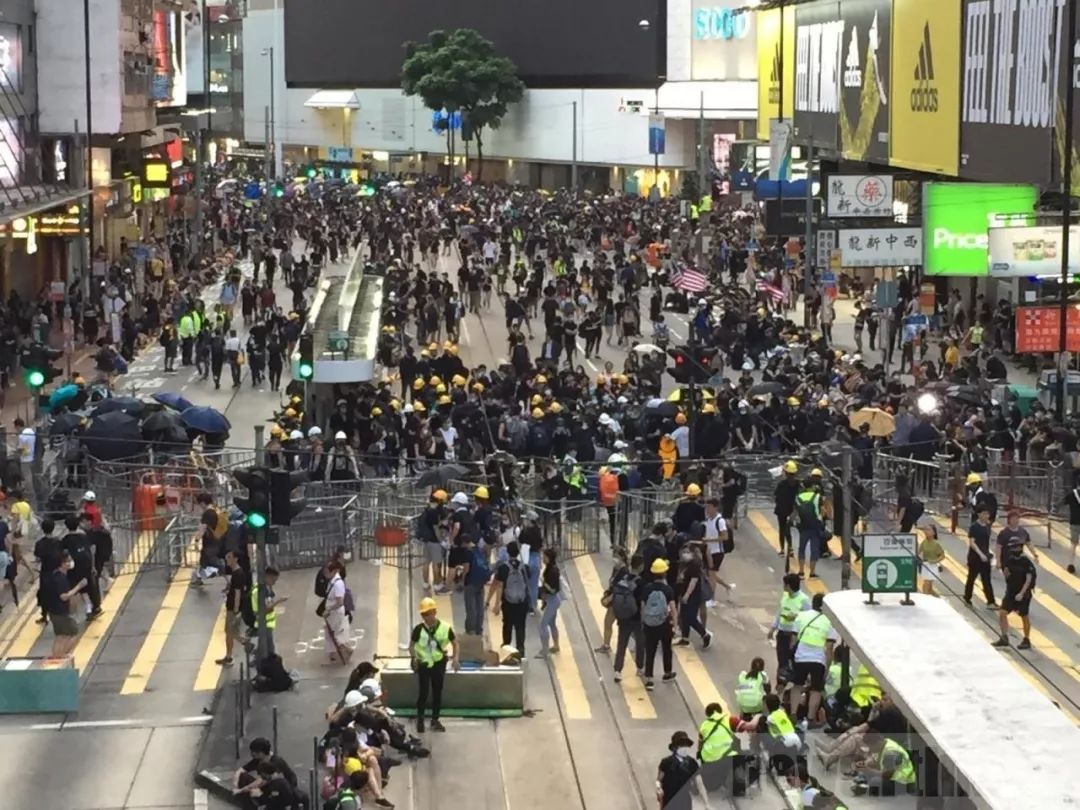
1015 307 1080 354
861 533 917 598
827 174 893 217
837 227 921 267
815 229 837 269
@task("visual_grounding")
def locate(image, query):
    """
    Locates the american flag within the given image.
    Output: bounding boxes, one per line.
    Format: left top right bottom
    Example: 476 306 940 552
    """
671 267 709 293
756 281 785 303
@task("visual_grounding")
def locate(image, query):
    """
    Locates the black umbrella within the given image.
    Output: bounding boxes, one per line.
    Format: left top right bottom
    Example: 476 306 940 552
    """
92 396 148 419
415 463 472 489
748 381 785 396
946 385 982 406
142 409 186 436
49 412 86 436
82 411 144 460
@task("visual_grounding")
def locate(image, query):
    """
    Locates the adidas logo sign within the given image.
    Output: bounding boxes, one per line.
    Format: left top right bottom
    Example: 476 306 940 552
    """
910 22 938 112
769 42 781 104
843 26 862 88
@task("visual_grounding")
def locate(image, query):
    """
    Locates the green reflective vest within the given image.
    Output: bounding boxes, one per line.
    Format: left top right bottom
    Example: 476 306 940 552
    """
413 619 452 667
192 310 204 333
794 609 831 650
251 583 276 630
698 711 737 762
767 707 795 738
777 591 806 631
825 662 842 698
699 194 712 213
735 670 766 713
178 313 195 339
880 738 916 785
851 664 883 707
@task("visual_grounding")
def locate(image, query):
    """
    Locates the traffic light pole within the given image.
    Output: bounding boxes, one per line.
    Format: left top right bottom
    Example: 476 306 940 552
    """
253 525 271 667
687 331 698 459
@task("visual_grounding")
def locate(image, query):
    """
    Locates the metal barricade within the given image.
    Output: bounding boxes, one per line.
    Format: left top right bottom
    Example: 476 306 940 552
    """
522 499 603 559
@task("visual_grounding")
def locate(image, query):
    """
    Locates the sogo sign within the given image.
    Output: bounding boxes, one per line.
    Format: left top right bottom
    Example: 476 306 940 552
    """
921 183 1038 276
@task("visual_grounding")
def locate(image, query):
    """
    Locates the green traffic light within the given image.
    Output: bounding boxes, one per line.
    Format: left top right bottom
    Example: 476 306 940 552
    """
26 370 44 387
246 512 268 529
299 362 313 379
306 166 317 179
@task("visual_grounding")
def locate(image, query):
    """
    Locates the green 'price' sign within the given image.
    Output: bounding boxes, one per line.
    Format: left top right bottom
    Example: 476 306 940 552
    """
861 533 918 599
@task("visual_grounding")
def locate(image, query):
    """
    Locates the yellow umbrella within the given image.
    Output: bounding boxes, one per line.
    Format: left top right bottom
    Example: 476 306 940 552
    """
849 407 895 437
667 387 717 403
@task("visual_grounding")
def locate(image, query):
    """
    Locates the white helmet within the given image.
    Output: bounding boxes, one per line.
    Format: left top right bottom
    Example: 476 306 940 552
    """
307 426 322 438
289 429 303 440
607 453 627 465
451 491 469 506
616 396 628 405
334 430 347 440
598 413 612 425
82 490 96 502
343 690 367 708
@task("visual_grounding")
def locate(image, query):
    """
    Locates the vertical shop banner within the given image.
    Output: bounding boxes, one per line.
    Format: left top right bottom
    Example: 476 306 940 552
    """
769 120 793 179
889 0 960 175
1015 306 1080 353
1060 8 1080 196
838 0 891 162
959 0 1068 185
648 115 666 155
756 4 797 140
794 0 843 150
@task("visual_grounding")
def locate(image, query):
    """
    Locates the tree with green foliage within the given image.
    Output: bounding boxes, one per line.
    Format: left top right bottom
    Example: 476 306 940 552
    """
401 29 525 181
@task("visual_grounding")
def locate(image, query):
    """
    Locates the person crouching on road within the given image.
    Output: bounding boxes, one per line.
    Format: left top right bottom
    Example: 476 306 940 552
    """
411 597 459 734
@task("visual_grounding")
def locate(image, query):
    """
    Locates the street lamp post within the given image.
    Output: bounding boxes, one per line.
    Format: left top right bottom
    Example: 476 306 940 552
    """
1057 0 1078 421
261 46 276 180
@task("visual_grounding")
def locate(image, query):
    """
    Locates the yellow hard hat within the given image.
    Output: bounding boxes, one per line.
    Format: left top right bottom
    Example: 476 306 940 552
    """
432 489 449 502
447 344 459 356
966 472 983 485
531 394 543 405
617 374 629 385
472 382 485 393
413 400 426 413
452 374 467 387
443 340 454 351
818 398 829 408
420 349 430 358
596 375 607 385
685 483 702 497
382 324 396 333
371 406 383 417
787 396 801 407
413 378 426 390
436 383 447 394
783 460 798 474
650 558 670 574
270 424 284 436
428 342 439 353
429 376 443 387
284 408 297 418
419 597 438 614
474 485 490 500
757 307 767 317
701 403 716 414
535 374 548 385
438 394 452 405
389 399 401 411
675 413 687 425
810 468 824 478
549 401 563 413
532 407 545 419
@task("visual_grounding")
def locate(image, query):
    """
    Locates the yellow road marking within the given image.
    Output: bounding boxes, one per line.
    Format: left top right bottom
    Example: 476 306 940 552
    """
376 565 400 656
120 564 194 694
573 555 656 719
747 510 827 595
434 589 455 631
194 603 227 691
0 587 42 658
551 611 591 719
72 530 160 673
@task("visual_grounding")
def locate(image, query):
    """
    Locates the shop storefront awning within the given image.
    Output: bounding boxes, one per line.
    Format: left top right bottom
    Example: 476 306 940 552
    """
0 186 90 228
304 90 360 110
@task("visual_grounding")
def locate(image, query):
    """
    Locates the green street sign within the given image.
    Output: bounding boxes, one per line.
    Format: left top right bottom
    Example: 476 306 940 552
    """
861 533 918 599
328 330 348 352
922 183 1038 276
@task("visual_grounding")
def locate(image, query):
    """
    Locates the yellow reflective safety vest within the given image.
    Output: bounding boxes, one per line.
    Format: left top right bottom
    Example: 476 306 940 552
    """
698 711 737 762
735 670 766 714
850 664 883 708
794 609 832 652
880 738 916 785
251 583 276 630
699 194 712 213
178 313 195 339
413 619 452 667
777 591 806 632
825 662 842 698
767 707 795 739
969 325 984 346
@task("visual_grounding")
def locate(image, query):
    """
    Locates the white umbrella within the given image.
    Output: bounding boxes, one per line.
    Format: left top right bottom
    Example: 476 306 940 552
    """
632 343 664 354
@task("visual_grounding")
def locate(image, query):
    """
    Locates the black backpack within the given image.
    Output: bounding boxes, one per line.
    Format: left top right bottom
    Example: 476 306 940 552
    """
610 574 639 620
254 653 294 693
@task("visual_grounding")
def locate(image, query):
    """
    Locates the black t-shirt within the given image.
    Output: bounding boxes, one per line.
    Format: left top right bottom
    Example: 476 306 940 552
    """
241 755 298 787
658 753 699 807
671 501 705 534
419 506 443 543
996 527 1029 554
968 523 993 556
1004 555 1037 594
34 535 62 571
61 531 94 573
519 524 543 554
40 569 70 615
677 559 703 599
225 567 248 612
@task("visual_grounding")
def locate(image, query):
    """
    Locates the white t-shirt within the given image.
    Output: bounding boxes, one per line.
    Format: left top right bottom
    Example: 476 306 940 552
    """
17 428 36 462
704 514 728 555
327 574 347 616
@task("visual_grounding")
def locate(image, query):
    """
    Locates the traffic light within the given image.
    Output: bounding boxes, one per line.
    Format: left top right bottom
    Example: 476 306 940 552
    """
233 465 271 529
304 165 317 179
21 343 62 388
272 182 285 198
270 468 308 526
297 333 314 380
692 347 719 383
667 347 690 384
